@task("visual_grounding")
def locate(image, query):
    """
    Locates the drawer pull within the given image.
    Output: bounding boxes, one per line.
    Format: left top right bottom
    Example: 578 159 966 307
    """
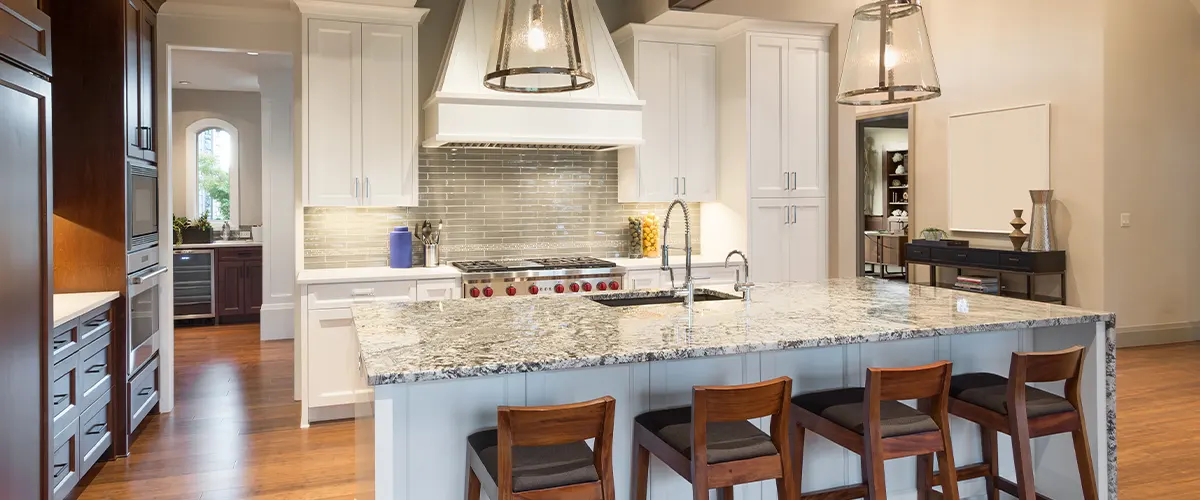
85 363 106 374
53 338 69 348
84 315 108 327
52 463 68 478
1007 257 1021 262
956 253 968 259
53 394 69 406
350 288 375 297
86 423 107 436
138 387 154 397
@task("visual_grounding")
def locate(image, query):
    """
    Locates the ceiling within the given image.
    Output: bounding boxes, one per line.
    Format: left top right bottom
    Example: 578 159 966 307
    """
172 49 291 92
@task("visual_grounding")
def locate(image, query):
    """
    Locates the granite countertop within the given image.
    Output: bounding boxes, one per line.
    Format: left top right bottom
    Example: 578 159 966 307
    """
54 291 120 328
175 241 263 249
297 266 462 285
352 278 1113 386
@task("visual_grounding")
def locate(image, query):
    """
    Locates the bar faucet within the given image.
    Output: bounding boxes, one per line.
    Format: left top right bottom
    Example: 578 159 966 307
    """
661 199 694 307
725 250 755 302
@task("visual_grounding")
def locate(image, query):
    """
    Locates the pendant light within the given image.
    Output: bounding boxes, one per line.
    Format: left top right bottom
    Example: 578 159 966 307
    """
485 0 595 93
837 0 941 106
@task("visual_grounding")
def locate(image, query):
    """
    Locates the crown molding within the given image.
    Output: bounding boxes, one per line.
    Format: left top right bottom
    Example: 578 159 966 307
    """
292 0 428 24
716 18 835 42
159 2 297 23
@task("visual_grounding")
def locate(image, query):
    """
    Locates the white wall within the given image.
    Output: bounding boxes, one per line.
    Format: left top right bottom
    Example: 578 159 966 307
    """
260 67 298 341
172 89 264 225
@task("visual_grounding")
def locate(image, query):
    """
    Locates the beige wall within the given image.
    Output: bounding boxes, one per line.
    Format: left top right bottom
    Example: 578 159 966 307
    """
1103 0 1200 332
172 89 265 225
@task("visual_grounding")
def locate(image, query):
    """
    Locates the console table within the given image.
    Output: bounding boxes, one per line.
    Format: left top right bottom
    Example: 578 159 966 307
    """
905 244 1067 304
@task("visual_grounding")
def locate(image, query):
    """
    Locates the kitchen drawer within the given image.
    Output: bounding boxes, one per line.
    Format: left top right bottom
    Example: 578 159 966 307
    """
416 279 459 302
307 280 417 310
627 269 663 290
50 418 80 500
50 352 81 438
78 331 112 412
217 246 263 262
128 355 160 433
79 389 113 475
689 265 739 285
78 305 113 347
51 319 81 365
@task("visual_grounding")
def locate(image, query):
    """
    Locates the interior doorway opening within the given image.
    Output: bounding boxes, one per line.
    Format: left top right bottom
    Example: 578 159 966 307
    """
856 109 914 280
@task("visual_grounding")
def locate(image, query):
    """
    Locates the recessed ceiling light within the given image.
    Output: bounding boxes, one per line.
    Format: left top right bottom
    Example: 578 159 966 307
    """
178 80 191 85
247 52 260 56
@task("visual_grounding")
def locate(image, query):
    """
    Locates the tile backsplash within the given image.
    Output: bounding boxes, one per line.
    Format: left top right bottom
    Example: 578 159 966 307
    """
303 148 701 269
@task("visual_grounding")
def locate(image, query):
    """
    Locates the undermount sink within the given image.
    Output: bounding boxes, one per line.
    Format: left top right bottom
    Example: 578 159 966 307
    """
587 289 741 307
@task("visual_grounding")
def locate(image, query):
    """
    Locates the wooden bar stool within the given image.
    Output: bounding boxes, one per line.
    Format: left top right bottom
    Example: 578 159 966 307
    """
466 396 617 500
790 361 960 500
926 346 1098 500
632 377 794 500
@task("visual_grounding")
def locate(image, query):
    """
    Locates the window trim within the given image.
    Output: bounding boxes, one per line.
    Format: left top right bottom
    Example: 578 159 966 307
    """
185 118 240 227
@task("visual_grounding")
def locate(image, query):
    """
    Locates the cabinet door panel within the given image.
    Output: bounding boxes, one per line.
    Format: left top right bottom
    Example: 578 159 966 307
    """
634 41 677 202
748 35 791 199
307 19 361 206
216 260 245 315
787 38 827 198
361 23 416 207
677 43 717 202
789 198 828 282
244 260 263 313
307 308 370 407
0 0 51 75
749 199 791 284
124 0 142 159
137 5 158 163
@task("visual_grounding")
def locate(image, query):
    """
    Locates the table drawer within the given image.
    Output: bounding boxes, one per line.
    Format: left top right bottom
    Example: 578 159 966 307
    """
906 245 931 262
129 356 160 433
80 390 113 475
308 280 417 310
50 418 80 500
78 305 113 348
78 331 112 412
50 352 81 438
931 247 971 264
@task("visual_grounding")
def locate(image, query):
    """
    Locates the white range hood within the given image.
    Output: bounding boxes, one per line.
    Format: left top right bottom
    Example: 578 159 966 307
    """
424 0 644 150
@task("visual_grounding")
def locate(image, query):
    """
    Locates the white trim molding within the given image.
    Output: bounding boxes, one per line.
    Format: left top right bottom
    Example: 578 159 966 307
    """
185 117 241 226
1116 321 1200 348
293 0 428 24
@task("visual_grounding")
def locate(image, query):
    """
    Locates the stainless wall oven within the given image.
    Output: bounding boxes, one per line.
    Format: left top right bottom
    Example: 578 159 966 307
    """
128 247 165 376
127 162 159 252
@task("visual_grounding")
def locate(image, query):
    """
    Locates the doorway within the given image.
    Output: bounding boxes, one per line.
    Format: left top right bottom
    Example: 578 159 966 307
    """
856 109 914 279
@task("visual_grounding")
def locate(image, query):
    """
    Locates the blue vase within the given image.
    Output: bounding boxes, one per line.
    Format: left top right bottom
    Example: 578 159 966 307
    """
389 226 413 269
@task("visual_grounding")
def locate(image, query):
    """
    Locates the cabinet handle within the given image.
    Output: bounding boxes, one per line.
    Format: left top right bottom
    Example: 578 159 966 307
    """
138 387 154 397
682 177 687 195
365 177 371 199
52 463 68 478
783 207 790 225
783 172 790 191
792 205 798 224
674 177 679 195
351 288 375 297
1007 256 1021 262
53 337 69 348
85 363 106 374
86 423 107 436
355 178 361 200
791 172 797 191
53 393 69 406
132 126 143 148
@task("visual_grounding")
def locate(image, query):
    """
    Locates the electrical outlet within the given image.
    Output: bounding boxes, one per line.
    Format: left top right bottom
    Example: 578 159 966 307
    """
1120 213 1131 228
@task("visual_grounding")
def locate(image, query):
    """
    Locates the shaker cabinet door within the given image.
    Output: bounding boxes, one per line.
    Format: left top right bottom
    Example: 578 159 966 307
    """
137 4 158 163
788 198 828 282
633 40 678 202
124 0 143 159
747 35 791 199
360 23 417 207
307 19 362 206
216 260 245 315
677 43 717 203
786 37 827 198
307 308 370 407
0 0 51 75
748 199 792 284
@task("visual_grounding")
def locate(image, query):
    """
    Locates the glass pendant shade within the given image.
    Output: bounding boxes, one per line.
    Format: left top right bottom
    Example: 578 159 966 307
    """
837 0 941 106
486 0 595 93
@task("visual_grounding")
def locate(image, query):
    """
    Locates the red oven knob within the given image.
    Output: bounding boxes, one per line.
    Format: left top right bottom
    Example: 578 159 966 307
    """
529 285 540 295
505 286 517 296
582 282 593 292
609 281 620 291
554 284 566 294
470 287 481 298
569 283 581 292
483 287 494 297
597 281 608 291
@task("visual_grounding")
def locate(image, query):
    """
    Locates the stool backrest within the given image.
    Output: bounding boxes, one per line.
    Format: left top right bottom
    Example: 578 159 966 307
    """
496 396 617 497
691 377 792 466
866 360 953 401
1009 345 1087 413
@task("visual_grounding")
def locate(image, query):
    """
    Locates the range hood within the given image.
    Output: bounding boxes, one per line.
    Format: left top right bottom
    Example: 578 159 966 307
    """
424 0 644 150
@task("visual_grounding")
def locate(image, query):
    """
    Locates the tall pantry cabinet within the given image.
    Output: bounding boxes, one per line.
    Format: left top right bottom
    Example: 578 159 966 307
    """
716 22 831 283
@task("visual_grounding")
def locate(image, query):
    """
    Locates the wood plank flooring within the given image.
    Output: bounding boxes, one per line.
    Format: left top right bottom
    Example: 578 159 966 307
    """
77 325 1198 499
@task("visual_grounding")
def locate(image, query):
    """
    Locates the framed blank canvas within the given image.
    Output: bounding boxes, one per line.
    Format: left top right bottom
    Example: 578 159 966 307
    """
948 103 1050 234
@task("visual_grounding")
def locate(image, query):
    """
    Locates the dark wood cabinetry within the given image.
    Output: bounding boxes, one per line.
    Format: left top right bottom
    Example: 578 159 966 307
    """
216 247 264 321
0 0 51 75
124 0 156 163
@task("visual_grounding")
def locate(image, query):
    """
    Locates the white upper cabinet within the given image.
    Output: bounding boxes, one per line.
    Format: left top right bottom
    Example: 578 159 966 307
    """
615 25 718 203
302 11 422 207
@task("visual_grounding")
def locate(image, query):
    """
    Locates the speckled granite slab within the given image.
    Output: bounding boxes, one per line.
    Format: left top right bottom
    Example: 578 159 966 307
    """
352 278 1113 386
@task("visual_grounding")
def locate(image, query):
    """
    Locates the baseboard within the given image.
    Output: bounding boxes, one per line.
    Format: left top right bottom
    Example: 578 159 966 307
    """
1117 321 1200 348
260 302 295 341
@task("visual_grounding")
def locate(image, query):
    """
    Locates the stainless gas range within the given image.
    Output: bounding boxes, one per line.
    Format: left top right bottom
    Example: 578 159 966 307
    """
453 257 626 298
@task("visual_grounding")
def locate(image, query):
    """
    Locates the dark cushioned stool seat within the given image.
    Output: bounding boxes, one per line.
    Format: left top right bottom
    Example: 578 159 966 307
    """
950 372 1075 419
635 406 778 464
468 429 599 492
792 387 939 438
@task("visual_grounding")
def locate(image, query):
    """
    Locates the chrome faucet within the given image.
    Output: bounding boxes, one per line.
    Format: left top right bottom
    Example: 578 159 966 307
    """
661 199 694 307
725 250 755 302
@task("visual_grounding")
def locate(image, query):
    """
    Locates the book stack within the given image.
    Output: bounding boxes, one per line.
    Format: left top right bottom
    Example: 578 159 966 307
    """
954 276 1000 294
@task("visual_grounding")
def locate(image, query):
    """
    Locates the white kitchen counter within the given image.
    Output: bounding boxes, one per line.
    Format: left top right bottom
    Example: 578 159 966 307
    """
174 241 263 250
297 266 461 285
54 291 120 328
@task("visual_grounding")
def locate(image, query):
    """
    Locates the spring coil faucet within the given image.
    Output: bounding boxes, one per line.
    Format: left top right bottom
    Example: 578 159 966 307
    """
661 199 694 307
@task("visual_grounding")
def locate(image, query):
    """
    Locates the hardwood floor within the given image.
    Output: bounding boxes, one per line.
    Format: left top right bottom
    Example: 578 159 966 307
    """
76 325 1197 499
77 324 358 500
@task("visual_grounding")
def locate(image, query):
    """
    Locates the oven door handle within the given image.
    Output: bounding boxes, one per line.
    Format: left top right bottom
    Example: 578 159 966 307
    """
130 265 168 284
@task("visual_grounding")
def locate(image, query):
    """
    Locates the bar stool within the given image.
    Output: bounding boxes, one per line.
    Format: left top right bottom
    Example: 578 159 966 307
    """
926 346 1098 500
466 396 617 500
632 377 794 500
790 361 960 500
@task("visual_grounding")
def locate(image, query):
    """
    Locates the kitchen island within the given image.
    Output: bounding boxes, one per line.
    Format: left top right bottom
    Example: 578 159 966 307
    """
353 278 1115 500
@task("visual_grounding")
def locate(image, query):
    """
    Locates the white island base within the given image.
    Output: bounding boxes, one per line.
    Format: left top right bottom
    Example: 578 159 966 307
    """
360 322 1113 500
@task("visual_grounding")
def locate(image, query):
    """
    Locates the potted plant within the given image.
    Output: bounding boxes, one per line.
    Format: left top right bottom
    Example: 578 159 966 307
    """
176 213 214 244
921 227 945 241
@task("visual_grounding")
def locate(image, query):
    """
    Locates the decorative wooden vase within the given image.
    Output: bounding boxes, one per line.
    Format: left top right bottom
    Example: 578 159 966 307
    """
1009 209 1028 251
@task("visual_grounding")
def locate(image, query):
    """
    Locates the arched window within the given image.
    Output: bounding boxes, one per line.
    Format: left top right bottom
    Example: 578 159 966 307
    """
186 118 240 226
